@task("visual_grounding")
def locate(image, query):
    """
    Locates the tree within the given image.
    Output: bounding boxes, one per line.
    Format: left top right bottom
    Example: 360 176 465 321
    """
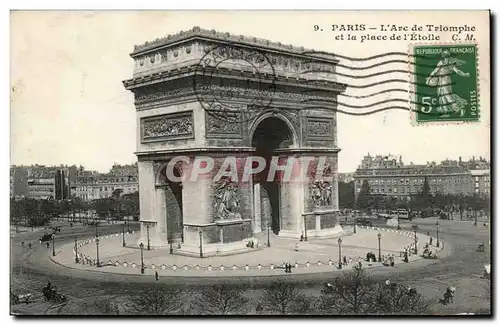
120 191 140 218
191 283 249 315
84 298 121 315
319 265 435 315
371 282 434 315
319 265 376 315
128 287 184 315
356 180 374 212
339 181 355 209
260 279 314 315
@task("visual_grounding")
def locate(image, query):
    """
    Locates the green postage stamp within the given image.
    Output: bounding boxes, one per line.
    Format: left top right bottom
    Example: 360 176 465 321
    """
412 44 478 124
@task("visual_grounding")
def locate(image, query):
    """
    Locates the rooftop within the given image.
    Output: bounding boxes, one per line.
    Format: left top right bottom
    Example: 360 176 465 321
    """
131 26 338 62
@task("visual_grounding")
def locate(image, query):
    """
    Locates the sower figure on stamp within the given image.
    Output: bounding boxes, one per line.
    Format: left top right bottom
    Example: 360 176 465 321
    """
426 50 470 117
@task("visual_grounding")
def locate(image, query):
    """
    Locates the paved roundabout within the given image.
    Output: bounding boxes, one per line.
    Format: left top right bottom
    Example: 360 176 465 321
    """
10 217 490 314
51 226 440 277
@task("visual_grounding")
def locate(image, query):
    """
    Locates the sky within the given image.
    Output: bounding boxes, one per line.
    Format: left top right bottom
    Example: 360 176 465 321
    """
10 11 490 173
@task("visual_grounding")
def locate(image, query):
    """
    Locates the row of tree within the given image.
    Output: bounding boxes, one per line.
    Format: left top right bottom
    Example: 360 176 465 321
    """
339 178 489 217
83 266 435 315
10 191 140 227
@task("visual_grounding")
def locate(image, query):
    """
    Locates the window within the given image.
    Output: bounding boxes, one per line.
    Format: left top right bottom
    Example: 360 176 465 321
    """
394 188 398 193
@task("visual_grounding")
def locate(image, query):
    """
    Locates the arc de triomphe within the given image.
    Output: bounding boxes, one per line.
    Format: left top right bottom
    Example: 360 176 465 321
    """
123 27 347 257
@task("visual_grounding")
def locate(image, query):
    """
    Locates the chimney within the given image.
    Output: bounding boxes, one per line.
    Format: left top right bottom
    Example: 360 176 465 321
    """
459 156 462 163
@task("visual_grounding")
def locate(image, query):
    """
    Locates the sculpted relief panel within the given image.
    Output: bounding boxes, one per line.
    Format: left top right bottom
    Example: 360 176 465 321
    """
306 118 334 138
206 112 243 137
141 112 194 142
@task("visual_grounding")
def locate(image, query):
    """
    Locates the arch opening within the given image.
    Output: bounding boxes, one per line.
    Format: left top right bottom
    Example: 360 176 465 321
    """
251 116 294 235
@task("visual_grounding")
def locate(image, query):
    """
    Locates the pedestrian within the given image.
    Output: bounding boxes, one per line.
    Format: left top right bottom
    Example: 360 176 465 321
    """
430 237 433 245
46 242 50 249
155 271 159 281
294 243 299 252
21 241 24 247
28 243 32 249
300 232 304 242
343 256 347 266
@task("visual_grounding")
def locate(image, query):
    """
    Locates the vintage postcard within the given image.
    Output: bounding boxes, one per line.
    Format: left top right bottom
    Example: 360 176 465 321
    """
10 10 491 316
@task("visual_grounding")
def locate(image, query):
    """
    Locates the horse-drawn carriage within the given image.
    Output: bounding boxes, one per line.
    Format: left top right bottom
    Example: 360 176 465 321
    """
39 233 53 243
442 286 456 305
422 248 438 259
42 282 67 303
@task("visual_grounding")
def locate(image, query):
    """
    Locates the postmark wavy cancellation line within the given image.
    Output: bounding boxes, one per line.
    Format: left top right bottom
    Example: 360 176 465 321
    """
408 42 479 125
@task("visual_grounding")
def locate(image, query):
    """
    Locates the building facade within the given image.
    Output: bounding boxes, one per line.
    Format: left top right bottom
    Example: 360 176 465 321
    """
123 27 346 255
25 167 71 200
353 154 476 199
470 169 490 197
72 164 139 201
10 166 28 199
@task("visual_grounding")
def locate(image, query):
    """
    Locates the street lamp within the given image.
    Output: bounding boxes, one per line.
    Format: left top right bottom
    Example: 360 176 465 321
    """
338 237 343 269
198 229 203 258
353 216 357 234
267 221 271 247
122 222 126 247
74 236 79 263
52 234 56 257
377 233 382 262
436 220 440 248
96 237 100 267
169 233 173 254
303 216 308 241
412 225 418 255
146 224 151 251
139 242 145 274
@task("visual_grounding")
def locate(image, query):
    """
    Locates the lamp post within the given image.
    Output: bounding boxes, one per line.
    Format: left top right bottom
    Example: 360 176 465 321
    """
52 234 56 257
139 242 144 274
169 233 173 255
96 237 100 267
353 216 357 234
436 221 440 247
74 236 79 263
303 216 308 241
198 229 203 258
146 224 151 251
338 238 342 269
377 233 382 262
267 221 271 247
412 225 418 255
122 222 126 247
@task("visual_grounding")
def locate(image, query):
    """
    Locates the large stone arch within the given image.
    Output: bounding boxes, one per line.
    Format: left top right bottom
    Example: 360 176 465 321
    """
249 111 299 149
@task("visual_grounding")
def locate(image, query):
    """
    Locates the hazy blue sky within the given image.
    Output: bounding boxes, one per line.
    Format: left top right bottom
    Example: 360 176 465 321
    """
10 11 490 172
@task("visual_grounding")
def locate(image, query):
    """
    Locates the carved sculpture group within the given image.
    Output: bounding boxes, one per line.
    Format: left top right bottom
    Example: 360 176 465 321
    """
213 178 241 221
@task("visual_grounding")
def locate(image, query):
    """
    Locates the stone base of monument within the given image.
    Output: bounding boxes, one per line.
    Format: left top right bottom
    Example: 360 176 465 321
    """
175 240 260 258
306 224 344 238
277 225 343 239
